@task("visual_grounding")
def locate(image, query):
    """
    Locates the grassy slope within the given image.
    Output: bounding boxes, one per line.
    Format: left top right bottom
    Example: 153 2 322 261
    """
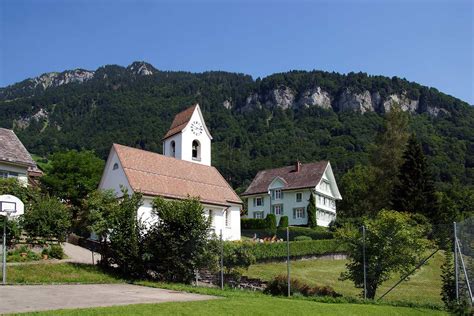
245 251 444 305
8 263 123 284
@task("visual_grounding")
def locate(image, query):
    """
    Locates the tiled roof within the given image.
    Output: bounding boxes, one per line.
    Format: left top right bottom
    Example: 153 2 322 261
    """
113 144 242 206
0 128 36 167
162 105 198 140
242 161 328 196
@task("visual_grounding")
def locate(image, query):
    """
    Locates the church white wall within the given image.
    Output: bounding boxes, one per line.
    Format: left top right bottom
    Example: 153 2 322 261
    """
163 134 183 160
137 198 241 241
180 109 211 166
98 149 132 195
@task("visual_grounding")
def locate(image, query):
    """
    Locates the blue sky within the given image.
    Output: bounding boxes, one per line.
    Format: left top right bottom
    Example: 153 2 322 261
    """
1 0 473 103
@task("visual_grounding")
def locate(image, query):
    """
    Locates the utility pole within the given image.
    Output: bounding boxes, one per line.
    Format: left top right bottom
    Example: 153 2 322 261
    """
362 225 367 300
287 226 290 297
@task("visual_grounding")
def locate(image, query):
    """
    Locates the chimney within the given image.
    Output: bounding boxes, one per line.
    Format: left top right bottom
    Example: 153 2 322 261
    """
295 161 302 172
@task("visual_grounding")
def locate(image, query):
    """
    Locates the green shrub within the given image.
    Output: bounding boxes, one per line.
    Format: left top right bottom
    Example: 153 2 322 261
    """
247 239 346 261
223 242 256 276
21 196 71 243
278 216 288 228
264 274 341 297
49 244 65 259
265 214 277 235
294 235 312 241
7 245 41 262
241 218 267 229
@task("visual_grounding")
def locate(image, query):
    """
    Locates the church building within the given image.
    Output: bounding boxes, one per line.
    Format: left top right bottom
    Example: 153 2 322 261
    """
99 104 242 240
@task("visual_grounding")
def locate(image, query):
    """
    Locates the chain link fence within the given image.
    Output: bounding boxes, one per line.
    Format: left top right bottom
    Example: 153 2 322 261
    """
454 218 474 305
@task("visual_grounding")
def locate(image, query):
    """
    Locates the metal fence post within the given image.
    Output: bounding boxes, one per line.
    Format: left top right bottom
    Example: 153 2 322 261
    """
2 216 7 285
287 226 290 297
454 222 459 302
362 225 367 300
220 229 224 290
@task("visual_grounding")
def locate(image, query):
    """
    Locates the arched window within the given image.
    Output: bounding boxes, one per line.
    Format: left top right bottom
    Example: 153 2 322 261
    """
113 163 119 170
192 140 200 160
170 141 176 157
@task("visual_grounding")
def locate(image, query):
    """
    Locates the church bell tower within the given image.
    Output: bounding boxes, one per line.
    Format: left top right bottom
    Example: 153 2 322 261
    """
162 104 212 166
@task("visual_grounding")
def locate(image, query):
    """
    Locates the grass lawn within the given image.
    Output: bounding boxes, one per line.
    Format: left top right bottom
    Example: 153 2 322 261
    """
19 282 446 316
8 263 123 284
7 261 446 315
245 251 444 306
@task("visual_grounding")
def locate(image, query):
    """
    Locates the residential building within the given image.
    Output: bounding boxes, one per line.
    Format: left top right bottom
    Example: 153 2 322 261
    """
242 161 342 227
0 128 42 187
99 104 242 240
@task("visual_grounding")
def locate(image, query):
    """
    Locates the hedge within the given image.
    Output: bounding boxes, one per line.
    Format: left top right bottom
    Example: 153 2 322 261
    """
241 226 333 241
241 218 267 229
244 239 347 261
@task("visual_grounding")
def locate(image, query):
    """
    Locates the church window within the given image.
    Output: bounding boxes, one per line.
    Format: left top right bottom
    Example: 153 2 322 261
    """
192 140 201 160
225 210 231 227
113 163 119 170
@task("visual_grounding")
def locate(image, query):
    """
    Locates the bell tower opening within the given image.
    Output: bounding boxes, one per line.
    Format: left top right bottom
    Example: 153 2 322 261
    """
192 140 201 161
171 141 176 157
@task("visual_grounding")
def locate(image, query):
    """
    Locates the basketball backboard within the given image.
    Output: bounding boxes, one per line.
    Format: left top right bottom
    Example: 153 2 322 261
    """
0 195 24 217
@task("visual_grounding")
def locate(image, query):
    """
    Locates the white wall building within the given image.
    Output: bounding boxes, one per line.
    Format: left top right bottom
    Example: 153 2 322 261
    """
99 104 242 240
242 161 342 227
0 128 42 187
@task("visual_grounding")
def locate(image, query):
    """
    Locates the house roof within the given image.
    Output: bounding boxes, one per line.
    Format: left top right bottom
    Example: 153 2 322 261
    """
0 128 36 167
242 161 329 196
163 104 198 140
113 143 242 206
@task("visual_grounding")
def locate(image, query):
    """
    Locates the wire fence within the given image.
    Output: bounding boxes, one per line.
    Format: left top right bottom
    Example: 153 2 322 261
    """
455 218 474 305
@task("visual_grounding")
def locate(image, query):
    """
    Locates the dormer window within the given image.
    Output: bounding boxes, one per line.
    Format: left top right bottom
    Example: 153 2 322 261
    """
171 141 176 157
272 189 282 200
192 140 201 161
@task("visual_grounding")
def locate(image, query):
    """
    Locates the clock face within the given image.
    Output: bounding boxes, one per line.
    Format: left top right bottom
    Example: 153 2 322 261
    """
190 121 203 136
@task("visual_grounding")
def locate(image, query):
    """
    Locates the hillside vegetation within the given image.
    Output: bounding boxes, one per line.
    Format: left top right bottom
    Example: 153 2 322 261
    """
0 62 472 194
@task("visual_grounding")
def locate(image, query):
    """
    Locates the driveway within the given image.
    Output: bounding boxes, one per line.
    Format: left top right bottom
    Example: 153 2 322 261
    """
0 284 217 314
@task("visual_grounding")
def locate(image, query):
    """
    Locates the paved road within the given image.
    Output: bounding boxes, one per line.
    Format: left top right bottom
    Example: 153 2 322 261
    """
0 284 217 314
63 242 101 264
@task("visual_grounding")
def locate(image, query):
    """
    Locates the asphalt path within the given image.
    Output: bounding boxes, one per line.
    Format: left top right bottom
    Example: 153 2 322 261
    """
0 283 217 314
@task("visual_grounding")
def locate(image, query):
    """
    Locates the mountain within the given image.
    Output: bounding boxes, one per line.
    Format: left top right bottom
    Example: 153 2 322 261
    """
0 61 473 191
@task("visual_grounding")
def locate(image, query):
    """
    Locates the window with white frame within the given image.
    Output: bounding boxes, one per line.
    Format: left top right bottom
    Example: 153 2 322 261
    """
254 197 263 206
272 204 283 215
293 207 305 219
208 210 215 227
296 192 302 202
276 189 282 199
0 170 18 179
254 211 264 219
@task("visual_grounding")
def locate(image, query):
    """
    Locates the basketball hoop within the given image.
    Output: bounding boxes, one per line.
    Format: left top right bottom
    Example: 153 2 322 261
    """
0 194 24 285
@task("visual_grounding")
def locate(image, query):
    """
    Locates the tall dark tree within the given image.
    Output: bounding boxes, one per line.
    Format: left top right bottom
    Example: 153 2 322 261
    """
391 134 438 220
307 193 317 228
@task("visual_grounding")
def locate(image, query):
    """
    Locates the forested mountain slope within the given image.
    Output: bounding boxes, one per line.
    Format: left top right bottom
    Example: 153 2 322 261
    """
1 61 472 191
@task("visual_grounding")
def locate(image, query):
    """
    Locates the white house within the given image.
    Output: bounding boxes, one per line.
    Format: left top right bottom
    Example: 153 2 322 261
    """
241 161 342 227
0 128 42 187
99 104 242 240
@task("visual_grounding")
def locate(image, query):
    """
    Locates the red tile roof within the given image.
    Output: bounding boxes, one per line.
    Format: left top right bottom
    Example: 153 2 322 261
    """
113 144 242 206
242 161 328 196
162 105 198 140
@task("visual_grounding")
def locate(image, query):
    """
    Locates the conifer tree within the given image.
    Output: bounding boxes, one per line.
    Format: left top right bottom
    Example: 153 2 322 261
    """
307 193 317 228
391 134 438 220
